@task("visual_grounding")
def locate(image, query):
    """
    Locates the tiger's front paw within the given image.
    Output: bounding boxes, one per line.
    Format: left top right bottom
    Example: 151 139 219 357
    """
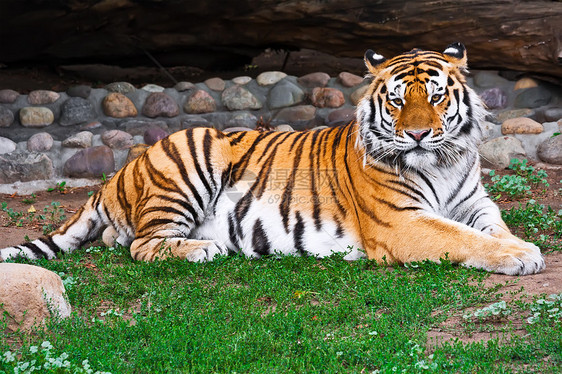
185 240 229 262
463 241 545 275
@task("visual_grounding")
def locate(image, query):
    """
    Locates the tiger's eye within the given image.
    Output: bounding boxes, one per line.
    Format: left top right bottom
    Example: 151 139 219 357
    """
392 98 403 106
431 94 442 103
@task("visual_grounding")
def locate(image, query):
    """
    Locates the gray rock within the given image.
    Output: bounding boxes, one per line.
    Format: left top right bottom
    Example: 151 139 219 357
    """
226 112 257 128
297 72 331 88
275 105 316 122
80 121 103 131
62 131 93 148
120 119 169 136
223 126 253 133
311 87 345 108
60 97 96 126
256 71 287 86
63 145 114 178
0 153 54 183
27 132 53 152
232 76 252 85
537 134 562 165
180 115 210 129
0 106 14 127
544 107 562 122
142 92 180 118
174 82 196 91
478 136 526 169
102 130 134 149
350 85 369 105
221 86 262 111
0 136 17 154
338 72 364 87
184 90 216 114
19 107 54 127
205 77 226 91
326 107 356 126
144 127 169 145
66 85 92 98
269 80 305 109
479 88 507 109
495 109 535 123
0 89 19 104
473 71 509 88
141 84 165 92
275 124 294 132
27 90 60 105
105 82 136 94
481 120 502 141
514 87 552 108
513 121 560 161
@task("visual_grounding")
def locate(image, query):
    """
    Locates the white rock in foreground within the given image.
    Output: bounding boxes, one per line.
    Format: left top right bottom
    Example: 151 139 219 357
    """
0 263 71 332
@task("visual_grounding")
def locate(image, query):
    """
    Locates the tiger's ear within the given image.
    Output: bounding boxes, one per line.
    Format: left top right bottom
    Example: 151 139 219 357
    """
364 49 387 74
442 42 467 68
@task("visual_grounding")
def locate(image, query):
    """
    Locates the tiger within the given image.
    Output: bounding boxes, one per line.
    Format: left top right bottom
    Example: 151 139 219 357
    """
0 43 544 275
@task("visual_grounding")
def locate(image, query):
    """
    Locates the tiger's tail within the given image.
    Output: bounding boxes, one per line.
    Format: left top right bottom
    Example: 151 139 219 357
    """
0 191 106 261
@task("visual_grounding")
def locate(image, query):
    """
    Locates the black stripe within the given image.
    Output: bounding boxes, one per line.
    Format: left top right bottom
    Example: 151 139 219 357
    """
144 158 202 223
343 125 390 227
156 194 198 223
251 134 291 199
116 171 133 229
279 132 309 232
252 219 271 256
43 235 61 254
416 171 440 206
458 86 473 136
20 242 48 259
142 206 194 223
293 211 307 255
288 131 307 152
202 129 217 189
256 132 286 164
450 183 480 216
334 216 344 239
137 218 186 235
369 95 377 124
309 130 322 230
231 133 269 180
160 140 206 211
373 197 419 212
234 193 253 237
186 131 214 198
467 210 488 228
227 131 248 146
227 213 241 250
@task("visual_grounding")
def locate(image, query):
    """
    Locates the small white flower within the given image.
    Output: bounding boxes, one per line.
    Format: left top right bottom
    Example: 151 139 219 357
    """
3 351 16 362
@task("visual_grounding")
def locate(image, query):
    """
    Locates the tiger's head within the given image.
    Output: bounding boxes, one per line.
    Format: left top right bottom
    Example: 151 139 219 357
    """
356 42 486 170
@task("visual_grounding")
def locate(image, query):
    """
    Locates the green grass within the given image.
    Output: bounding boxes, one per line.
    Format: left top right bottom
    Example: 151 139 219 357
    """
1 250 561 373
484 159 550 200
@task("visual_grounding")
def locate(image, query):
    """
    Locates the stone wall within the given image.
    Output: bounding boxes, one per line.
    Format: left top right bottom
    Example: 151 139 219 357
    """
0 70 560 186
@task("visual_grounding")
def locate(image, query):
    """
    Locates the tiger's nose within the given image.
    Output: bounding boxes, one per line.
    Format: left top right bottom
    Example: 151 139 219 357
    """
405 129 430 142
